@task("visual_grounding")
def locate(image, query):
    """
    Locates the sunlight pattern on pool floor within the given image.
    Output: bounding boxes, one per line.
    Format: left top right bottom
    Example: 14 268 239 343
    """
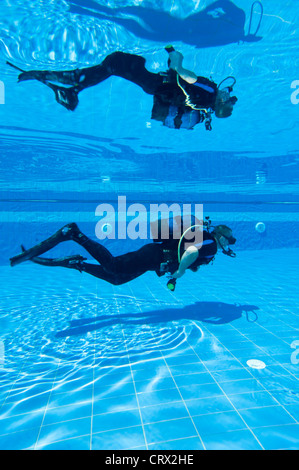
1 249 298 450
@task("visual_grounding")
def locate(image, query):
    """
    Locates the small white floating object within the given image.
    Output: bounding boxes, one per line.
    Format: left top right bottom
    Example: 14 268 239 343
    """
246 359 266 369
255 222 266 233
101 176 110 183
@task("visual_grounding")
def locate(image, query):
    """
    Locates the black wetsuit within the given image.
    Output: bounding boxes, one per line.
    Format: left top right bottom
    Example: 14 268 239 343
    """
10 225 218 286
18 52 218 129
72 229 217 285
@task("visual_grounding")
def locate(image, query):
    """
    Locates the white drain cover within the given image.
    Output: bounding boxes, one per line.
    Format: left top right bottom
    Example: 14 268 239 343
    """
246 359 266 369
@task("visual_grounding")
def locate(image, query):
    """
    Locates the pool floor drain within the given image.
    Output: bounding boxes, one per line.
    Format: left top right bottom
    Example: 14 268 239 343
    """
246 359 266 369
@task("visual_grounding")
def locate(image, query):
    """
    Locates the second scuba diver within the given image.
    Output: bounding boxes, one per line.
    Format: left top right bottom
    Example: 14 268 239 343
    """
7 46 237 131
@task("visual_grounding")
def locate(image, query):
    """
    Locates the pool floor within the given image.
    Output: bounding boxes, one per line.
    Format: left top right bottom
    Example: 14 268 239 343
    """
0 248 298 450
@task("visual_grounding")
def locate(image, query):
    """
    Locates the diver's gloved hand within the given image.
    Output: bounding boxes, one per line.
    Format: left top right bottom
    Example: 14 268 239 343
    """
167 278 177 292
165 46 197 84
165 45 175 53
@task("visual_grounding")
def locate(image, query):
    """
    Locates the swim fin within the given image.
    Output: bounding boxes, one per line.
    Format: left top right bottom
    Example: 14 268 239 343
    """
6 61 45 83
46 83 79 111
21 246 87 272
6 61 79 111
6 61 25 74
10 223 80 267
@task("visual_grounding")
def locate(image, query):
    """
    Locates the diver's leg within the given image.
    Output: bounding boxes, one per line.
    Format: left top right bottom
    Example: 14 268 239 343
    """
28 248 154 285
27 253 87 271
10 222 115 268
63 226 115 266
66 223 163 277
99 243 163 276
8 52 163 110
52 51 162 95
79 244 162 285
11 52 163 95
27 253 131 285
67 230 163 282
79 263 144 285
10 60 109 87
11 223 163 286
29 251 153 285
91 52 163 95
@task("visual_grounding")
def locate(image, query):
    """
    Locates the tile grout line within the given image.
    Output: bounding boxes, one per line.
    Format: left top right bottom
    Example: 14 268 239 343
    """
89 279 99 450
114 286 149 450
168 290 266 449
185 288 299 426
34 280 85 450
1 404 298 444
140 283 207 450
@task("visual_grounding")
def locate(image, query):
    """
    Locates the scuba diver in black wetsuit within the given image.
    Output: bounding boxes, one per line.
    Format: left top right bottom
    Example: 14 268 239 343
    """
7 46 237 131
9 219 236 291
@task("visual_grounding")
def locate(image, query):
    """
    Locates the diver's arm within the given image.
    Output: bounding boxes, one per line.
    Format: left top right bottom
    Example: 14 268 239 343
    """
172 246 199 279
168 51 197 84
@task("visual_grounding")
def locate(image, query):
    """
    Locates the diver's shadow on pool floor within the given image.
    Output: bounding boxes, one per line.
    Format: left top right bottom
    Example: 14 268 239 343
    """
55 301 259 338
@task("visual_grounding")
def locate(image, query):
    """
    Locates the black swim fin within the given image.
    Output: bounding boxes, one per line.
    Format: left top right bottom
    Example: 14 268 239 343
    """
10 223 79 267
47 83 79 111
6 61 43 83
21 246 86 272
7 61 79 111
6 61 25 74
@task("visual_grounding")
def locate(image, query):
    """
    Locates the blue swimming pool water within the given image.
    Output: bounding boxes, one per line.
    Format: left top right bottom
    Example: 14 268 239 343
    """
0 0 298 450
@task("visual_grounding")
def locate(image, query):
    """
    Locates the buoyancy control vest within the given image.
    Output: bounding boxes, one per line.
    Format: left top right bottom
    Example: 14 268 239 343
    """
151 71 217 129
